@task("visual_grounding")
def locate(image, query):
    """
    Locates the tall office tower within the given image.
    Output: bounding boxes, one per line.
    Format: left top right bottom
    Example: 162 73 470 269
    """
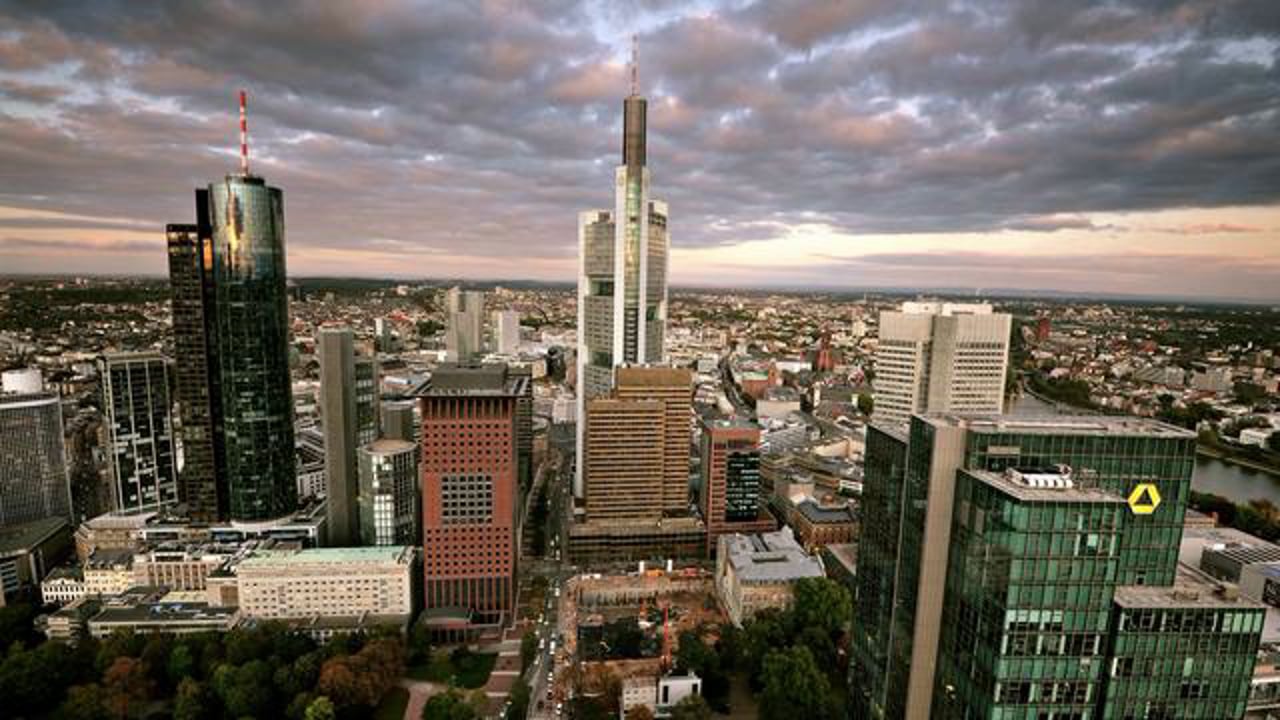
850 414 1262 719
167 95 297 522
98 352 178 512
698 417 774 554
584 397 665 520
374 317 393 352
874 302 1011 428
320 327 380 545
381 400 417 443
358 439 419 546
445 287 485 362
512 365 534 492
615 367 691 515
418 363 527 630
492 310 520 355
0 392 71 528
167 222 225 521
575 42 669 499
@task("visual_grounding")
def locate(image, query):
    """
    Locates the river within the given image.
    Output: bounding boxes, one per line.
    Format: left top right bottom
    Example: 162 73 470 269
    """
1008 393 1280 506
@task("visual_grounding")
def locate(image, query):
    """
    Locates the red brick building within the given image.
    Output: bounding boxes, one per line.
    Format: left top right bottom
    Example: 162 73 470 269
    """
418 363 528 632
700 417 776 555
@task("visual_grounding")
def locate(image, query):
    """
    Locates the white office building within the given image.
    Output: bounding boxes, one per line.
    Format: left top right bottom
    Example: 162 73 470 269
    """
874 302 1011 428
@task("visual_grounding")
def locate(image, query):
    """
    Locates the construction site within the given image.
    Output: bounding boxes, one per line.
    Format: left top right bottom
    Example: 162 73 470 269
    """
548 564 727 712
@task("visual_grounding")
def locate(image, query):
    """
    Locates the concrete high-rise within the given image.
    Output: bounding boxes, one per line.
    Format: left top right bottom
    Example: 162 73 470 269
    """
614 367 691 515
320 327 380 545
850 413 1262 719
575 47 669 499
492 310 520 355
0 392 71 528
358 439 419 546
698 417 774 554
874 302 1011 428
445 287 485 363
167 131 297 522
418 363 527 631
98 352 178 513
380 400 417 443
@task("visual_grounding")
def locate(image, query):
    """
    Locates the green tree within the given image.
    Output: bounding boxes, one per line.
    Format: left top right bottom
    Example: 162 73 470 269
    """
520 630 537 672
0 603 40 650
408 621 433 666
173 678 210 720
422 687 479 720
624 707 656 720
792 577 851 639
759 646 835 720
166 643 196 687
304 695 337 720
668 694 713 720
56 683 109 720
507 679 531 719
857 393 874 416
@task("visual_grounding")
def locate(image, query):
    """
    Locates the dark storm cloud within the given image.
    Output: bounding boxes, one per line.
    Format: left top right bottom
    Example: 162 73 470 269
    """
0 0 1277 274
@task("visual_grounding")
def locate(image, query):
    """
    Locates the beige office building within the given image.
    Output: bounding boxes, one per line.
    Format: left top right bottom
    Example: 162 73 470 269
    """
874 302 1011 428
613 367 692 515
235 546 415 621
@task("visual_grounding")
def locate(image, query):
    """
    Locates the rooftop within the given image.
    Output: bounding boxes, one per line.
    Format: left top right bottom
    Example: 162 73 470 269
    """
419 362 525 397
922 413 1194 439
1114 563 1267 610
720 527 824 583
239 546 415 567
963 469 1126 504
364 438 417 454
0 516 68 555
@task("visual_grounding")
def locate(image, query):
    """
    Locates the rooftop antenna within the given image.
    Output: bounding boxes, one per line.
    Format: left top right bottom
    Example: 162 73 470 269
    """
239 90 249 176
630 34 638 96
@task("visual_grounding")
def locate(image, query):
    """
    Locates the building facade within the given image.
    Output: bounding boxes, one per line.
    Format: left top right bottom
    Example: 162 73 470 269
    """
715 527 824 626
874 303 1011 428
380 400 417 443
850 414 1262 720
0 392 72 528
445 287 485 363
492 310 520 355
575 67 670 499
320 327 380 545
98 352 178 513
700 418 775 554
358 439 419 546
418 364 524 628
234 546 414 621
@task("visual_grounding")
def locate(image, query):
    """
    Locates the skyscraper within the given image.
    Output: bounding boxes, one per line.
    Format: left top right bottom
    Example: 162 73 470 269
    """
698 417 774 554
418 363 526 631
320 327 380 545
166 93 297 522
380 400 417 443
445 287 485 363
614 366 691 515
491 309 520 355
575 42 669 498
167 221 225 521
358 439 419 546
874 302 1011 428
98 352 178 513
850 413 1262 719
0 392 71 528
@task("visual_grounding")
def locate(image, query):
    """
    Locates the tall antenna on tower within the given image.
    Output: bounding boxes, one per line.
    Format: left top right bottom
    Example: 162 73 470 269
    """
630 34 638 96
239 90 249 176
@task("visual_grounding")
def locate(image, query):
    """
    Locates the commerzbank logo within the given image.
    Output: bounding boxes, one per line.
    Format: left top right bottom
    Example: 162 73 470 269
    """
1127 483 1161 515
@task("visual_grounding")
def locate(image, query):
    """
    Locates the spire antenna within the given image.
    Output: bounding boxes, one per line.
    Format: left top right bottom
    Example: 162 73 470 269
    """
239 90 249 176
630 34 638 96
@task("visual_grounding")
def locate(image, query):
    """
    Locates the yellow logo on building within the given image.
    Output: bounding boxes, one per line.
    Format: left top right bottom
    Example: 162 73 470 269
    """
1128 483 1161 515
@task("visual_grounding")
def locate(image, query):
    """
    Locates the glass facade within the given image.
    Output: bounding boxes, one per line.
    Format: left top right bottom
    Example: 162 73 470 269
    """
205 175 297 521
723 448 761 521
99 353 178 512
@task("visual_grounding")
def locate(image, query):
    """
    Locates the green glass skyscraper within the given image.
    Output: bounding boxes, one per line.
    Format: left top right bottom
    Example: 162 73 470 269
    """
850 414 1264 719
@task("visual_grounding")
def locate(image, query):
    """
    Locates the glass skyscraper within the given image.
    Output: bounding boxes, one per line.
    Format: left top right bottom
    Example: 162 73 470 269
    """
0 391 71 528
575 60 669 499
98 352 178 513
167 172 297 522
850 413 1263 719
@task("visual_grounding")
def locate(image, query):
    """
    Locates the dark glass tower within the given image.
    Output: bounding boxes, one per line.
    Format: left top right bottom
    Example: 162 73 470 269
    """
205 174 297 521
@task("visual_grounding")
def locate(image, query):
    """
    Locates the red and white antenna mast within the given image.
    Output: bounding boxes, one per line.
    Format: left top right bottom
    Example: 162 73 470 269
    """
239 90 249 176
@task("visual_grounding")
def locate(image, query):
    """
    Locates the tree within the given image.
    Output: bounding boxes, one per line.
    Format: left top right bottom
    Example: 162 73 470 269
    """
857 393 874 416
507 680 531 719
101 656 154 720
760 646 835 720
173 678 210 720
422 687 479 720
520 630 537 672
408 621 433 666
625 707 656 720
217 659 274 719
1269 431 1280 454
668 694 713 720
57 683 109 720
792 577 851 639
304 695 337 720
166 643 196 688
0 603 40 650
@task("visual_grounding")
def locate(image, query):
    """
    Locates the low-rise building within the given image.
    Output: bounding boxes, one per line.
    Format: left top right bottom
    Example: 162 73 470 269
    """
83 548 136 597
40 566 85 605
132 545 233 591
87 587 239 638
234 546 415 628
715 527 824 626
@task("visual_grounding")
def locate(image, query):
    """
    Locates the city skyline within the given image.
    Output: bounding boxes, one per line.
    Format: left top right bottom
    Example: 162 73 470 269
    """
1 1 1278 300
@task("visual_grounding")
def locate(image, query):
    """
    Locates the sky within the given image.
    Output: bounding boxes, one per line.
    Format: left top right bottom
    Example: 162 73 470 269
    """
0 0 1278 301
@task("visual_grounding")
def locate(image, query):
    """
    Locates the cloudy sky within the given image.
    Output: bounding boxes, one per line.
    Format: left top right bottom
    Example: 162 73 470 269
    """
1 0 1278 300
